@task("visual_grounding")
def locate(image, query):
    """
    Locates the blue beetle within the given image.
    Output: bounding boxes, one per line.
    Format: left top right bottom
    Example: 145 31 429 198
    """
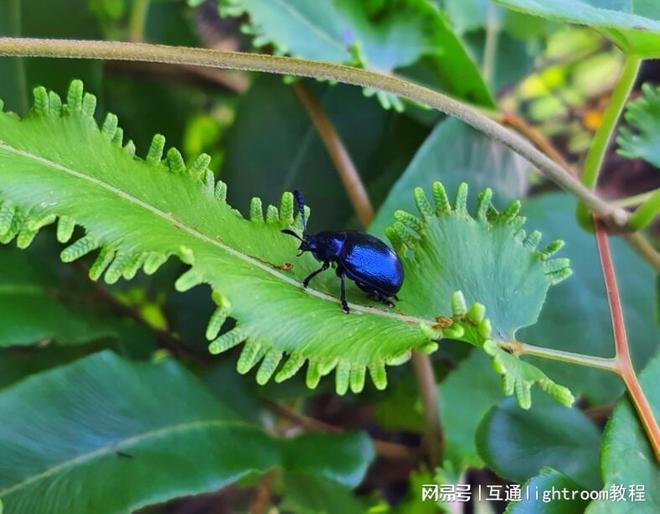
281 191 404 313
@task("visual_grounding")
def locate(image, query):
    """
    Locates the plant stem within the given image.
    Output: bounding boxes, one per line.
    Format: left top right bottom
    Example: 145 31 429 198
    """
612 188 658 208
622 232 660 270
499 341 618 372
412 351 443 466
577 56 641 226
482 3 499 86
128 0 151 43
628 189 660 230
594 218 660 462
292 82 374 227
0 37 629 230
248 469 276 514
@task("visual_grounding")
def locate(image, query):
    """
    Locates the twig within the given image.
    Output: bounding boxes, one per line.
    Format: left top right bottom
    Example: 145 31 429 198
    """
627 189 660 231
594 218 660 462
612 189 658 208
292 82 374 227
499 340 618 371
412 351 443 466
621 232 660 270
128 0 151 43
501 112 576 174
262 400 418 461
0 37 629 230
248 469 276 514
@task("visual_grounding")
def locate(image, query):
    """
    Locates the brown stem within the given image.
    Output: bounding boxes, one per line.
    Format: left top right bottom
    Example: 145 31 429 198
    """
594 218 660 462
501 112 576 175
621 232 660 270
412 351 443 466
262 400 418 461
292 82 374 227
248 469 276 514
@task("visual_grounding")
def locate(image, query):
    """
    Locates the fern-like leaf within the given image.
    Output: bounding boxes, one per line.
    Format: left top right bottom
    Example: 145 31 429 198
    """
617 83 660 169
0 81 571 404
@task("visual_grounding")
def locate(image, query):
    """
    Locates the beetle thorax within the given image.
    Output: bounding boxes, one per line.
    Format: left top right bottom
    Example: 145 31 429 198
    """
302 231 346 262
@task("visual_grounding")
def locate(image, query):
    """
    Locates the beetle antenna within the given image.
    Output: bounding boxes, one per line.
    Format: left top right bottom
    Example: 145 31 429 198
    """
281 228 303 241
293 190 306 234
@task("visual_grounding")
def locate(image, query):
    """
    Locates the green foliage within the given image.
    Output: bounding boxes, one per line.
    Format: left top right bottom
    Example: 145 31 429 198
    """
519 194 658 404
617 83 660 169
494 0 660 57
477 396 602 489
0 81 572 404
505 467 587 513
588 354 660 513
0 351 373 513
0 243 117 347
216 0 494 107
370 117 528 236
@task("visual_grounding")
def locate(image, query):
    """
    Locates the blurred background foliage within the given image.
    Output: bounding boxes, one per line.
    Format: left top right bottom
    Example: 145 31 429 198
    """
0 0 658 513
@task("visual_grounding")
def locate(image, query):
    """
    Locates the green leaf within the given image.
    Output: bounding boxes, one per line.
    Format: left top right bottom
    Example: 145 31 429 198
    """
587 353 660 513
493 0 660 57
438 350 504 468
218 0 494 107
0 81 569 400
0 351 374 513
505 467 587 513
370 117 528 236
223 77 427 230
519 194 658 404
0 243 118 347
477 396 602 489
280 472 367 514
617 83 660 168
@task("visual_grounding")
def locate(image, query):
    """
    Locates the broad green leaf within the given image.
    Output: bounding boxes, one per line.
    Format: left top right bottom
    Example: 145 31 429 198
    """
519 194 658 404
617 83 660 168
477 396 602 489
505 467 587 513
217 0 494 107
223 76 427 230
438 350 503 468
280 472 367 514
0 243 117 347
0 351 374 513
587 353 660 513
0 81 570 402
493 0 660 57
370 118 528 236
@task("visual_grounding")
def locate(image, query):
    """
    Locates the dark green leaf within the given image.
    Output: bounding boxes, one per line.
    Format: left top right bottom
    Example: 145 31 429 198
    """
223 76 427 229
588 353 660 513
280 472 367 514
218 0 494 106
370 118 528 236
0 351 374 513
505 467 587 513
519 194 658 404
477 396 602 489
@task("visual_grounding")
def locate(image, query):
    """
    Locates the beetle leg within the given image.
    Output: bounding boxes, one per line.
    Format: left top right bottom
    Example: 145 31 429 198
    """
302 261 329 288
338 271 350 313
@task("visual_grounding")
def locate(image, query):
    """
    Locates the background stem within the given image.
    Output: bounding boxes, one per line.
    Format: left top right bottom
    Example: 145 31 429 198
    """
292 82 374 227
577 56 641 226
412 351 443 466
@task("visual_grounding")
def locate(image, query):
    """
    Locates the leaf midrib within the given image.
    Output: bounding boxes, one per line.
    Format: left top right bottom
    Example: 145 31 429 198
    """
0 418 253 497
0 139 429 324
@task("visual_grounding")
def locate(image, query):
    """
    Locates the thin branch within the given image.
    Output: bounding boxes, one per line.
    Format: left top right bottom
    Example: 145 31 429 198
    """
612 188 658 208
577 56 641 225
0 37 629 230
292 82 374 226
622 232 660 270
501 112 576 174
499 341 618 372
412 351 443 466
628 189 660 231
594 218 660 462
482 3 499 86
128 0 151 43
262 400 418 461
248 469 276 514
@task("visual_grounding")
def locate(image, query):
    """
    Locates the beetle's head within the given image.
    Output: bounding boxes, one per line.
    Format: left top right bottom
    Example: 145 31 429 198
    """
281 189 310 256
